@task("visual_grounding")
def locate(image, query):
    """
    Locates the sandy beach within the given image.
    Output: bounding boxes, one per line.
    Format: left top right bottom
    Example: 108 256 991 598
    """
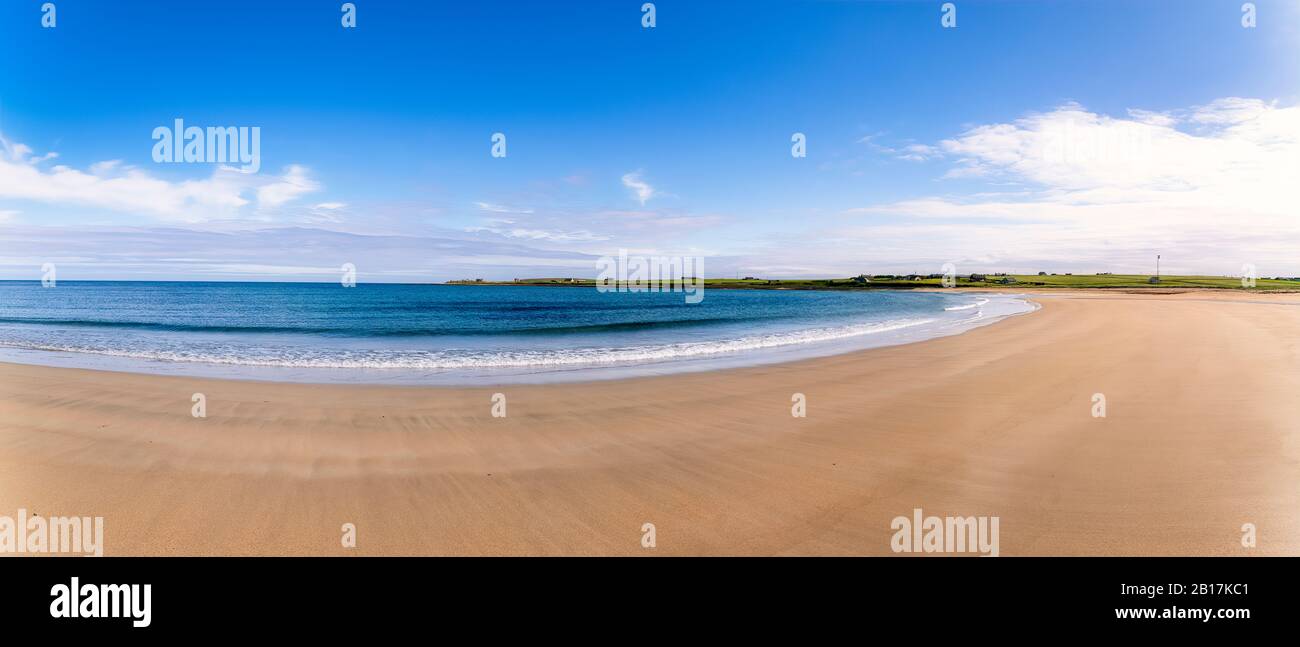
1 290 1298 556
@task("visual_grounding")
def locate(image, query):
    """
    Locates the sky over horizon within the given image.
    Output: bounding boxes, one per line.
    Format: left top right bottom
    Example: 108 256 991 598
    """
2 0 1299 281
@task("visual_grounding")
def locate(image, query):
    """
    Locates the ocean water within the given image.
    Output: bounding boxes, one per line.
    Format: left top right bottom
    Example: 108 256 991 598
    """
0 282 1034 384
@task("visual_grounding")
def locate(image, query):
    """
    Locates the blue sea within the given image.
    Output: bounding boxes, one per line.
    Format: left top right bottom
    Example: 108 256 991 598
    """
0 282 1033 384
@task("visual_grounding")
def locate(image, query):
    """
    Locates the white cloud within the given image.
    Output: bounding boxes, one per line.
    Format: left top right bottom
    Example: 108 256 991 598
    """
89 160 122 175
474 201 534 214
0 134 321 222
897 143 940 162
1126 108 1177 128
0 225 603 281
466 224 610 242
844 98 1300 273
932 98 1297 192
861 135 940 162
1189 97 1273 126
313 202 347 210
254 165 320 209
621 171 656 205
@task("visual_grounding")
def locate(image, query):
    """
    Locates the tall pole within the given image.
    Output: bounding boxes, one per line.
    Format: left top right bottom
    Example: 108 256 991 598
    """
1157 254 1160 279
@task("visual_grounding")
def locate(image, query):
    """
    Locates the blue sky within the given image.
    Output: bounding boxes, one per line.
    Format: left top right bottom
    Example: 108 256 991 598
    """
2 0 1298 281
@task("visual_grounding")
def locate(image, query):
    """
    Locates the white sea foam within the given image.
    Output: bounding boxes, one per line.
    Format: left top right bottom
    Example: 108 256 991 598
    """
0 317 938 370
944 298 989 311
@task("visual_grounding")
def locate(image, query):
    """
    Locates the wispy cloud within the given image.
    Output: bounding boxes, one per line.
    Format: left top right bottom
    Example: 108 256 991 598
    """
474 201 534 214
0 225 603 281
861 134 940 162
466 222 610 242
621 171 656 205
254 165 320 209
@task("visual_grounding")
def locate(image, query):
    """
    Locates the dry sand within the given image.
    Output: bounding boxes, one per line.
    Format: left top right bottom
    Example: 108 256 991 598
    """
1 290 1298 555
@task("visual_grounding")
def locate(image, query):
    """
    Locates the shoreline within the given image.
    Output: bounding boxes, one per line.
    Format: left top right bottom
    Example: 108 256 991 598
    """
0 291 1035 386
2 290 1298 555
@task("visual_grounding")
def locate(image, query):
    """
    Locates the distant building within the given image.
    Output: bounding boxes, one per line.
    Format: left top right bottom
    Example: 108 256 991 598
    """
969 273 986 282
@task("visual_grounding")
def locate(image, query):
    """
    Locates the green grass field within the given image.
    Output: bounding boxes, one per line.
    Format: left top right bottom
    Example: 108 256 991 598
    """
449 274 1300 291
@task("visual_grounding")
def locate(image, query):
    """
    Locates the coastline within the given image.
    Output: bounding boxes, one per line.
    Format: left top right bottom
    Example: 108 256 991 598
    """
2 290 1298 555
0 289 1033 386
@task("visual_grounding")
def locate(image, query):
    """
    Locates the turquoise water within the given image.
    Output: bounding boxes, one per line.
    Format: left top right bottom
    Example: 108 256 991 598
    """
0 282 1032 384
